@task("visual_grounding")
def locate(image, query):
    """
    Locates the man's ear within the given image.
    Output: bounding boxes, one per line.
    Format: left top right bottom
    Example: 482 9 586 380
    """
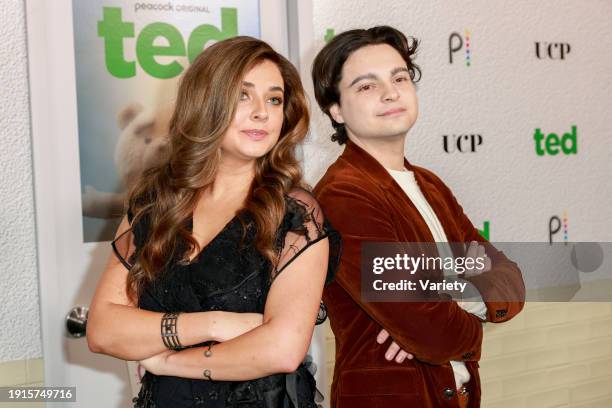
329 103 344 124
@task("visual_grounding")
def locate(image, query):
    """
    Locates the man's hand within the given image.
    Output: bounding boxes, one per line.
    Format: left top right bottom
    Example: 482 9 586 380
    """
463 240 492 277
377 329 414 363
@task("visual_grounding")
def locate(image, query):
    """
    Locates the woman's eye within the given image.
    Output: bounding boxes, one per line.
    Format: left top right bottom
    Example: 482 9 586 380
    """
358 84 373 92
269 97 283 105
239 91 249 100
395 76 408 83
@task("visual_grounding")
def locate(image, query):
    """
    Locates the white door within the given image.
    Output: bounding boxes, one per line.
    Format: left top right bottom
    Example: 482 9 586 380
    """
27 1 301 407
27 0 132 404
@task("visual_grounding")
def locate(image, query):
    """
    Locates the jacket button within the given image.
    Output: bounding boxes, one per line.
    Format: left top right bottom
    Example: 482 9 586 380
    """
462 351 474 360
443 387 456 398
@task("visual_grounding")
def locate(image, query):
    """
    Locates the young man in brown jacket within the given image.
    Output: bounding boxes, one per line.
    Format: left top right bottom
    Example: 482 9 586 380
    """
312 26 525 408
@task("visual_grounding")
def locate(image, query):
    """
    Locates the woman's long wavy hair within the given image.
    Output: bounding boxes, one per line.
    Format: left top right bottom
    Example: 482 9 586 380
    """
125 36 310 302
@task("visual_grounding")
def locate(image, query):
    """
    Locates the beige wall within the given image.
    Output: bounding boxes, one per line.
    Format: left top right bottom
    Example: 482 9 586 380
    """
324 303 612 407
0 358 44 407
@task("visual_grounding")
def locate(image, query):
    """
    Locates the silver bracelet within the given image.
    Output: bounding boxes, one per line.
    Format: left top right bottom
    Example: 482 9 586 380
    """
160 312 183 350
203 342 214 381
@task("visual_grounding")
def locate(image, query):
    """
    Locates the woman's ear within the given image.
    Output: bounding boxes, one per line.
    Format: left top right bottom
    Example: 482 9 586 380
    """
329 103 344 124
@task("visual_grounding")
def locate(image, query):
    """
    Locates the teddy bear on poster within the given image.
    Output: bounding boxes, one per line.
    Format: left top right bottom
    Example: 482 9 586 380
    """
82 102 172 219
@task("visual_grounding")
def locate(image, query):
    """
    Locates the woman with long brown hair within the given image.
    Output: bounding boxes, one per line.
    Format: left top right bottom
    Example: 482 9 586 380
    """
87 36 340 407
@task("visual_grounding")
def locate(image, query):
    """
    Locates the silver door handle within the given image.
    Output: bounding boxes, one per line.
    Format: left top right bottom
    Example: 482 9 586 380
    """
65 305 88 338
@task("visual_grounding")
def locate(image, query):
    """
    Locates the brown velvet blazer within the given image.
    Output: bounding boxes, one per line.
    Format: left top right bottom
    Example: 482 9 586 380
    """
314 140 525 408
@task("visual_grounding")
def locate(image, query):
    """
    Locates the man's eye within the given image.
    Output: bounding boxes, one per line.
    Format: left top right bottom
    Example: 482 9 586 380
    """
395 76 409 83
358 84 373 92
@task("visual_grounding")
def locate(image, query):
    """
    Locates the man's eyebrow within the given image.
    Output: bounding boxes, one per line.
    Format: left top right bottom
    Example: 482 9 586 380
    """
348 67 410 88
391 67 410 76
348 73 377 88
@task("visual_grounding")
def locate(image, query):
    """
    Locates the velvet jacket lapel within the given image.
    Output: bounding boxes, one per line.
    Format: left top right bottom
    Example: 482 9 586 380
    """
338 139 460 245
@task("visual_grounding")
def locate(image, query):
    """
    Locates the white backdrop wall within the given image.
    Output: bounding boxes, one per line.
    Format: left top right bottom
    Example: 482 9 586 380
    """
304 0 612 243
0 0 42 362
303 1 612 407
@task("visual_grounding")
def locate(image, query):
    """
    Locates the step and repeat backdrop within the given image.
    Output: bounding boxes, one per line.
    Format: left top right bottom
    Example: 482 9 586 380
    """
301 1 612 407
304 0 612 245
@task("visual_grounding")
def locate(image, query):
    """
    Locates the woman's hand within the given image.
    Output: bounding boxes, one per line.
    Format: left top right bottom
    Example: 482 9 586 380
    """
139 350 176 376
209 312 263 342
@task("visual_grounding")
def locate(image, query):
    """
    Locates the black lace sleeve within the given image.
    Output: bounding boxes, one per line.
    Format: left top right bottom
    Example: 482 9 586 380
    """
274 188 342 287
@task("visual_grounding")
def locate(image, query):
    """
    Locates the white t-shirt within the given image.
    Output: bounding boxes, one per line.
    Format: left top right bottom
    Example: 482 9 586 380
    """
386 167 487 388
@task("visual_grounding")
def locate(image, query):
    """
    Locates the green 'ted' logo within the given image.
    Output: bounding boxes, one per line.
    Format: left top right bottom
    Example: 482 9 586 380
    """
97 7 238 79
534 125 578 156
478 221 490 241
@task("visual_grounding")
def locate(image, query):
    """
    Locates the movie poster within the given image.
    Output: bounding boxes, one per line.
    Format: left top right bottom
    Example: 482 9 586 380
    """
73 0 260 242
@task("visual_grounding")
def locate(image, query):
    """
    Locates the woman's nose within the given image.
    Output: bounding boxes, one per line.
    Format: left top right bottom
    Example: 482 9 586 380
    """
251 99 268 121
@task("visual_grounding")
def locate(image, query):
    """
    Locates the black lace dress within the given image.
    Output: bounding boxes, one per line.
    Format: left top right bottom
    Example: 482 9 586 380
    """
111 189 341 407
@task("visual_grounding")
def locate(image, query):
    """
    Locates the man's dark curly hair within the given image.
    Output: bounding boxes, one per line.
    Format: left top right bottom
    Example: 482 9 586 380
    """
311 26 421 145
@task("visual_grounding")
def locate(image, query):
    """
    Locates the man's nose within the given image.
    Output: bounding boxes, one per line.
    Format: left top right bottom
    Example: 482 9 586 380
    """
381 82 400 102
